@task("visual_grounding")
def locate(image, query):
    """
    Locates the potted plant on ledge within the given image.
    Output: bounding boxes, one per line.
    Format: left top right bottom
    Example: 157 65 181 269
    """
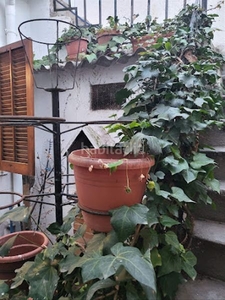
57 26 94 59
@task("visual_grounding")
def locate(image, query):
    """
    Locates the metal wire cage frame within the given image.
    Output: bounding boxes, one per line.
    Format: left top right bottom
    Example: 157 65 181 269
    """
18 18 82 91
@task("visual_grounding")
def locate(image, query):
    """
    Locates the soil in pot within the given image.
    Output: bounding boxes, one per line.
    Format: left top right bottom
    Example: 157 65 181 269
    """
69 148 155 233
0 230 49 281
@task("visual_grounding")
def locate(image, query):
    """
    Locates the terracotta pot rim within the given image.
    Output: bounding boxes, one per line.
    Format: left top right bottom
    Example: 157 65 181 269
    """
0 231 49 263
68 148 155 170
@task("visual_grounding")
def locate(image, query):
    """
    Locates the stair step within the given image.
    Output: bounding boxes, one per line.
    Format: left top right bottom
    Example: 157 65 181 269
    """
193 219 225 245
193 181 225 222
191 220 225 280
175 277 225 300
202 147 225 180
199 127 225 147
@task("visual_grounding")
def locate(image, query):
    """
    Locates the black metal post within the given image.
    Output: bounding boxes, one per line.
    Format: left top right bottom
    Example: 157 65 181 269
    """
48 88 63 225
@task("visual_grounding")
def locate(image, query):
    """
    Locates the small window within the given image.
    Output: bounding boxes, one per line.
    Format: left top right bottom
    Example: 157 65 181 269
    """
91 82 124 110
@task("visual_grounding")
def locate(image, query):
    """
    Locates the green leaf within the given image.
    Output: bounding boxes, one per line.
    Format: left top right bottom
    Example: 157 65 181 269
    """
0 280 9 295
26 255 59 300
178 73 202 88
159 272 184 299
158 246 182 276
85 53 97 63
141 227 159 250
81 253 115 282
181 251 197 280
0 234 18 257
163 156 189 175
111 243 156 292
190 153 215 169
124 132 161 156
165 41 171 51
107 159 124 173
204 177 220 193
86 278 116 300
165 231 181 250
61 206 80 233
11 261 34 289
0 206 32 224
111 204 149 241
170 186 195 203
151 247 162 267
182 168 198 183
59 252 80 273
160 216 180 228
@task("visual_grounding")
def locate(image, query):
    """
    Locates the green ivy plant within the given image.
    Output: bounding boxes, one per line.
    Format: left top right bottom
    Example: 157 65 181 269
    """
1 4 225 300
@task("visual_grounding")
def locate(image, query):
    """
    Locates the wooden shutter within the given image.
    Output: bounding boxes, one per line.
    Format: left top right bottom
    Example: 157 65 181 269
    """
0 39 34 175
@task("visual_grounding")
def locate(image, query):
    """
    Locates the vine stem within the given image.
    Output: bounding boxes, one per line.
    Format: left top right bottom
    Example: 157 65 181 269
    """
131 223 142 246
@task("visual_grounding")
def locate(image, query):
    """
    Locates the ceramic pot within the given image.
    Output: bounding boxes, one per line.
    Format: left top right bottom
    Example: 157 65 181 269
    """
96 29 120 45
66 38 88 59
68 148 155 232
0 231 49 281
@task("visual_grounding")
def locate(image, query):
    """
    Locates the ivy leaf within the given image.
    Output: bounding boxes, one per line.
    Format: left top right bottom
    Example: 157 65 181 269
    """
141 227 159 250
11 261 34 289
165 231 181 250
190 152 215 169
111 243 156 292
81 253 115 282
163 156 189 175
178 73 202 88
0 280 9 295
141 67 160 79
86 278 116 300
195 97 206 107
0 234 18 257
158 272 184 299
60 206 80 233
181 251 197 280
0 206 32 224
107 159 124 173
85 53 97 63
158 246 182 277
170 187 194 203
204 177 220 193
124 132 162 156
150 105 189 121
57 250 78 271
111 204 149 241
26 255 59 300
150 247 162 267
182 168 198 183
160 216 180 228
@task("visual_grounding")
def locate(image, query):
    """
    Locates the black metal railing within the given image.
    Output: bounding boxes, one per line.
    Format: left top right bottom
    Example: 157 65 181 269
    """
53 0 208 27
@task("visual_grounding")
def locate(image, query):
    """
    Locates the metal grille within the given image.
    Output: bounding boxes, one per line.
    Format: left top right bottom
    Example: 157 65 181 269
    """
53 0 208 27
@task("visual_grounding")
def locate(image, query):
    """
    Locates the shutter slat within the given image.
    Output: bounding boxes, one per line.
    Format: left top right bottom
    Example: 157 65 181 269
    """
0 39 34 175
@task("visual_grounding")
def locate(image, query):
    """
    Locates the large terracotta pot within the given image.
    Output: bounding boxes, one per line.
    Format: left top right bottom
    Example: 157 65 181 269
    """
68 148 155 232
0 231 49 280
66 38 88 59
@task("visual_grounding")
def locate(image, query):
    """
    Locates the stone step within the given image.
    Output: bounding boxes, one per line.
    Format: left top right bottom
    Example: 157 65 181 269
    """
191 219 225 281
199 127 225 147
201 147 225 180
193 180 225 222
175 277 225 300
